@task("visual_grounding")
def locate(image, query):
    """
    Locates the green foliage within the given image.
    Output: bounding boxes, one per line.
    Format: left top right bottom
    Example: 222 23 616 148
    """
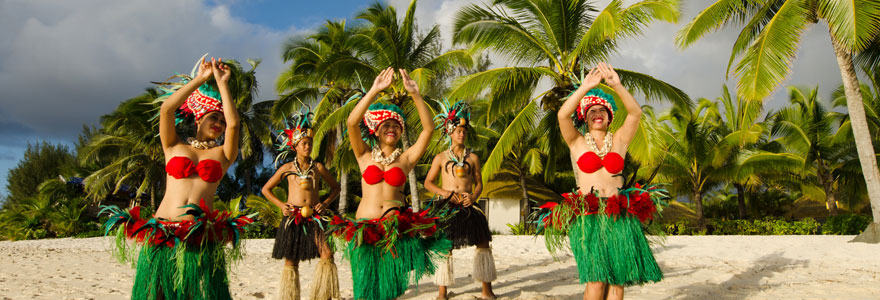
823 214 872 235
506 222 538 235
5 142 76 206
662 217 820 235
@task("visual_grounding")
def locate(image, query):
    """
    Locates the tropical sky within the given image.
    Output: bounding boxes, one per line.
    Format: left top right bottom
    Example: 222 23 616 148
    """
0 0 845 196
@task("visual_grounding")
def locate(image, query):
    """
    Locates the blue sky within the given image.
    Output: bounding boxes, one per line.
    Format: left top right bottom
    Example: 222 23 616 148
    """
0 0 846 198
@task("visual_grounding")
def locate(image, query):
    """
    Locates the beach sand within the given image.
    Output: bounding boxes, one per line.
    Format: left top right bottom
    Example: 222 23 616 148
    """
0 235 877 299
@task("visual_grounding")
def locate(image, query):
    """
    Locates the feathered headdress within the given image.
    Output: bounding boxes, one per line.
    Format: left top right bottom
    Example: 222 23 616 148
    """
361 103 406 147
433 99 471 144
573 88 618 135
274 105 315 166
153 54 223 123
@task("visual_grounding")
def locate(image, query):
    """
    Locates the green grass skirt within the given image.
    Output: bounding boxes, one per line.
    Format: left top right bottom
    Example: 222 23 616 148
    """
569 214 663 286
347 234 451 300
131 243 232 300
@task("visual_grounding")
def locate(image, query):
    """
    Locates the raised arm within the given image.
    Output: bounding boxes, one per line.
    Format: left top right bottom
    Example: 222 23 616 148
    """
558 67 602 146
399 69 434 165
262 164 292 216
313 162 340 214
599 63 641 148
213 58 240 163
347 67 394 157
159 58 213 150
424 154 455 200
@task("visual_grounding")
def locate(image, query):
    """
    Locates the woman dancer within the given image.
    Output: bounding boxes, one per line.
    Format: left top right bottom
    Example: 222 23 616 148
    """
424 101 496 300
329 67 449 300
540 62 664 300
102 56 253 300
263 106 341 300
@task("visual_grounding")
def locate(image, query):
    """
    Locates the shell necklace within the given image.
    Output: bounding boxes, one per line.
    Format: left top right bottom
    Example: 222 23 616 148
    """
447 147 470 166
371 146 403 166
293 156 315 178
187 137 218 150
585 131 613 157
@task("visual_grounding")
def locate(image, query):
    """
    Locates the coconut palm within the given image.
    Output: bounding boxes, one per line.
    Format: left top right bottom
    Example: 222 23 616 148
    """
655 99 737 227
79 90 166 207
770 86 848 215
677 0 880 233
227 59 273 199
708 85 803 218
450 0 690 186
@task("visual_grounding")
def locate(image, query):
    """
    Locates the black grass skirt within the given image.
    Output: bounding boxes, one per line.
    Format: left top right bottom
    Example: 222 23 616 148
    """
439 205 493 249
271 216 322 262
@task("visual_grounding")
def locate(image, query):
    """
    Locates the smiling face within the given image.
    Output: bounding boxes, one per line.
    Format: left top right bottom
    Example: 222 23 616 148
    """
586 105 611 131
450 125 467 146
195 111 226 140
376 119 403 146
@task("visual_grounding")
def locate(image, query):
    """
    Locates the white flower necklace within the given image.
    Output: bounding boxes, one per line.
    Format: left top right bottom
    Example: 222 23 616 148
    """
585 131 613 157
187 137 218 150
371 146 403 166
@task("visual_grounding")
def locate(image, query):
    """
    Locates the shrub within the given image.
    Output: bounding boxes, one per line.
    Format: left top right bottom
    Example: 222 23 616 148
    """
823 214 872 235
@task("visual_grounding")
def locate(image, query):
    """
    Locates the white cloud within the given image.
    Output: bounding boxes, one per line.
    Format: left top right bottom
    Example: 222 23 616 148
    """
0 0 304 139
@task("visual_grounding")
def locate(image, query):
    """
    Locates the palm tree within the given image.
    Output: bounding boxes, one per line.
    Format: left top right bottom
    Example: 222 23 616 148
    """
450 0 690 187
655 100 736 227
79 90 166 207
227 59 273 199
710 85 803 218
770 86 849 215
677 0 880 236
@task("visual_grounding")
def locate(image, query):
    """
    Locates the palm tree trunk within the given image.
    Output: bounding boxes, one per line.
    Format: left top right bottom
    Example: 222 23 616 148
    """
335 125 348 214
519 171 530 226
693 188 705 229
817 159 839 216
149 183 156 209
735 183 746 219
402 133 421 211
831 38 880 226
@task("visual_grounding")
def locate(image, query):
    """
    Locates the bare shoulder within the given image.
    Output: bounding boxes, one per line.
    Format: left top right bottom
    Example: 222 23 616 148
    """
467 152 481 165
432 151 447 164
314 161 328 171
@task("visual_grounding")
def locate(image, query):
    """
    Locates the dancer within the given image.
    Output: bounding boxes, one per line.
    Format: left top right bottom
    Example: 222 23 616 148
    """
328 67 450 300
262 106 341 300
101 56 253 300
424 100 496 300
539 62 665 300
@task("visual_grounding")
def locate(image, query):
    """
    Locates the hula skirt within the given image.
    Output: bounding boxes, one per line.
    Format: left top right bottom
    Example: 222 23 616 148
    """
435 196 492 249
272 207 330 262
100 200 254 300
328 207 451 300
537 184 667 286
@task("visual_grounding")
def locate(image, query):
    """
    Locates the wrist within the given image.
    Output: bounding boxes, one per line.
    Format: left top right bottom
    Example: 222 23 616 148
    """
609 82 624 89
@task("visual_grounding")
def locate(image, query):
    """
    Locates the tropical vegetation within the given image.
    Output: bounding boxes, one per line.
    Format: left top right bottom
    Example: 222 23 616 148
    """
1 0 877 241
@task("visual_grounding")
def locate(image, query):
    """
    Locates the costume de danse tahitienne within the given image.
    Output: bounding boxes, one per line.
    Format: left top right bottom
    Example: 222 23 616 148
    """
271 106 341 300
430 100 496 287
100 69 255 300
537 88 668 286
327 102 451 300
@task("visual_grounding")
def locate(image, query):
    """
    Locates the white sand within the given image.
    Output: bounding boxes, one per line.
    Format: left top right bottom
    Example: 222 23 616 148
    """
0 235 878 300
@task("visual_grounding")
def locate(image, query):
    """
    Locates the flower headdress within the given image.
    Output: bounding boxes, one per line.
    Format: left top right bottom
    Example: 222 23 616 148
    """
274 105 315 166
153 54 223 124
572 88 618 135
433 100 471 145
361 103 406 147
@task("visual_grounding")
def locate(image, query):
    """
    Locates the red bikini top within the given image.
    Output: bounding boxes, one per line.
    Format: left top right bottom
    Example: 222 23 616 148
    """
577 152 624 174
165 156 223 183
362 165 406 187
